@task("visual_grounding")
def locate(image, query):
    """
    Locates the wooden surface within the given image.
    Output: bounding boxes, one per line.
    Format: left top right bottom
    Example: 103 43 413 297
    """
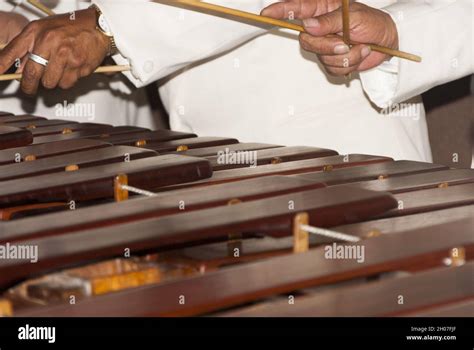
0 115 45 124
15 219 473 316
181 142 283 157
145 136 239 153
5 119 75 128
0 126 33 150
219 263 474 316
407 299 474 317
32 126 145 144
30 123 112 137
0 186 397 289
0 146 157 181
92 130 197 146
164 154 393 189
0 139 111 166
166 205 474 268
381 183 474 217
0 112 471 317
336 205 474 236
210 146 339 170
0 175 324 243
294 160 447 185
339 169 474 193
0 155 212 207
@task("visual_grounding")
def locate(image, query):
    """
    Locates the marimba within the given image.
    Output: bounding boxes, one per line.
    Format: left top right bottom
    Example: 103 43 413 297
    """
0 111 472 317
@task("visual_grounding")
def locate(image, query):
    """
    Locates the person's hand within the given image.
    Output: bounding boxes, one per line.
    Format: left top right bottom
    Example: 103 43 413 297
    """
261 0 353 19
0 11 29 45
0 8 110 94
263 1 399 76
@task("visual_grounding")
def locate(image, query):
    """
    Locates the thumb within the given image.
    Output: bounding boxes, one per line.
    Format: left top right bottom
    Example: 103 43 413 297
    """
303 9 343 37
261 2 288 19
0 31 32 75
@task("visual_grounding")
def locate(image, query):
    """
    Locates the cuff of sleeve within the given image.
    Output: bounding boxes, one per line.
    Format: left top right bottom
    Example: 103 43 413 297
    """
359 57 400 108
359 2 427 108
92 0 148 87
360 1 466 107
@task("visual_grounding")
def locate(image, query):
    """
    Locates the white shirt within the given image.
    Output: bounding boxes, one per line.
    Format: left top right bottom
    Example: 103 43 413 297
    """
0 0 155 128
95 0 438 161
361 0 473 107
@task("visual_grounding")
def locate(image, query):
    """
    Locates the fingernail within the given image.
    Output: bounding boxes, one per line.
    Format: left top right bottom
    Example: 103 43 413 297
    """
303 18 320 28
334 44 350 54
361 46 371 57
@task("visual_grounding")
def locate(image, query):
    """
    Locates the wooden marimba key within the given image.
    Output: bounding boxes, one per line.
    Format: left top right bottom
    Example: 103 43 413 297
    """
0 112 472 317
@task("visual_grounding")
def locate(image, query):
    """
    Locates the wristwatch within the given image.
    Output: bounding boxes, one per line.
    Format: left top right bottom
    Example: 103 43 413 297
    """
90 4 118 55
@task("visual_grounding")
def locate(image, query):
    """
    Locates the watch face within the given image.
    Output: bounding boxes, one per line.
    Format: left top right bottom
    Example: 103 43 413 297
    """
98 14 111 35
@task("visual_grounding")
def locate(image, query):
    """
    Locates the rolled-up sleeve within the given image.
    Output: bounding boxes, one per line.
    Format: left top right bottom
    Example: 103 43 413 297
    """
360 0 473 108
93 0 271 87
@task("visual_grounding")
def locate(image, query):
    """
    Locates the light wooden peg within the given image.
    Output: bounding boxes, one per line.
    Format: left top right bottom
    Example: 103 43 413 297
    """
0 299 13 317
176 145 189 152
24 154 36 162
293 212 309 253
135 140 147 147
114 174 129 202
65 164 79 172
449 247 466 267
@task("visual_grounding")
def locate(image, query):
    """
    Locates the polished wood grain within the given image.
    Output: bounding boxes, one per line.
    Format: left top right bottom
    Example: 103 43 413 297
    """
32 126 145 144
144 137 239 153
210 146 339 170
0 126 33 150
294 160 447 185
336 205 474 236
180 142 283 157
0 187 397 289
0 146 157 181
0 175 324 242
0 155 212 207
15 219 473 316
165 205 474 268
339 169 474 193
0 203 68 221
92 130 197 146
407 299 474 317
30 123 113 137
381 183 474 217
219 263 474 316
0 139 111 166
164 154 392 189
0 115 45 124
5 119 75 128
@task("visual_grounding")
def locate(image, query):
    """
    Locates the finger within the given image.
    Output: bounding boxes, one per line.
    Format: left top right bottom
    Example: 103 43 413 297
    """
41 54 67 89
0 30 33 74
322 64 357 77
318 44 371 68
299 33 349 55
15 56 29 74
302 9 343 37
58 68 80 90
21 50 50 95
261 1 317 20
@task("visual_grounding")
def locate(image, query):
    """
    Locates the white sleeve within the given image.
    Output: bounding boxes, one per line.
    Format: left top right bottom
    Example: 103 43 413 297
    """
93 0 272 87
359 0 474 108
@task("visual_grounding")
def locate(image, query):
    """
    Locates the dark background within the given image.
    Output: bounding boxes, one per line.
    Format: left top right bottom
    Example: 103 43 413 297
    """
423 75 473 169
